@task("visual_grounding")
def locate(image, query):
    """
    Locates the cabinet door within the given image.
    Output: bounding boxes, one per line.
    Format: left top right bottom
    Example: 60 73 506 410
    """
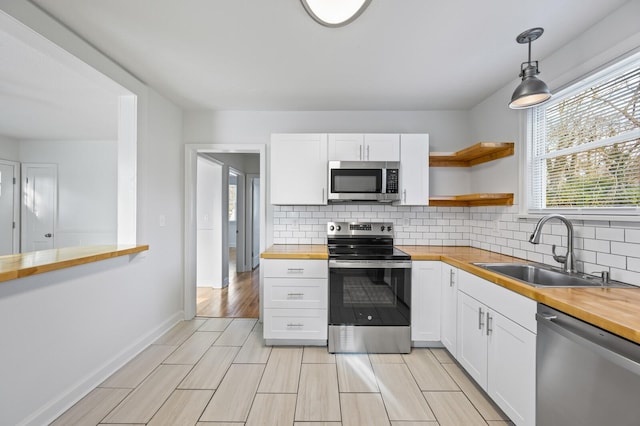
410 261 442 343
457 292 488 389
328 134 364 161
488 311 536 426
398 134 429 205
440 263 457 356
364 134 400 161
270 134 328 205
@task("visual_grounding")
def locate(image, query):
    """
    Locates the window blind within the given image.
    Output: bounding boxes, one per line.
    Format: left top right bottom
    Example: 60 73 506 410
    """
528 55 640 212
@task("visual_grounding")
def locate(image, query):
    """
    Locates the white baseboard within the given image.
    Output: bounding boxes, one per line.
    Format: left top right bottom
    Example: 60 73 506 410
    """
20 310 184 426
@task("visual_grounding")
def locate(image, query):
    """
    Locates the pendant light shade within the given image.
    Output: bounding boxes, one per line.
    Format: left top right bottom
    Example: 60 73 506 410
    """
301 0 372 27
509 28 552 109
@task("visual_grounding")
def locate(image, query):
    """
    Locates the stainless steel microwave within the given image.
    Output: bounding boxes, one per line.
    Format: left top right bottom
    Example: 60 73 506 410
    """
328 161 400 202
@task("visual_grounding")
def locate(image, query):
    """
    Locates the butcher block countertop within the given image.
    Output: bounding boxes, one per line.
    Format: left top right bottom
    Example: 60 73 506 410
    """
260 244 329 259
261 244 640 344
0 245 149 283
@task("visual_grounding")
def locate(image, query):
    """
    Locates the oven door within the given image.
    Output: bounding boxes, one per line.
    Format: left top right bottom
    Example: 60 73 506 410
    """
329 259 411 326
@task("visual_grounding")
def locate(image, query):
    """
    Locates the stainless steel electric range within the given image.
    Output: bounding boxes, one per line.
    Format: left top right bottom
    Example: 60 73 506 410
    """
327 221 411 353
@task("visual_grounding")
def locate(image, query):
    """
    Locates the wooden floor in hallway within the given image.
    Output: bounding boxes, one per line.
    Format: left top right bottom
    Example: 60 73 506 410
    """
196 248 260 318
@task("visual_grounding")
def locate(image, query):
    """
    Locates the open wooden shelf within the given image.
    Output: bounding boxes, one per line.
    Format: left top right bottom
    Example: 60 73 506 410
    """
430 142 514 167
429 193 514 207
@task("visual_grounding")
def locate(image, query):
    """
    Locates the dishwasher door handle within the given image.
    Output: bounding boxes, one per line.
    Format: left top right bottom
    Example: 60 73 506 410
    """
536 312 640 376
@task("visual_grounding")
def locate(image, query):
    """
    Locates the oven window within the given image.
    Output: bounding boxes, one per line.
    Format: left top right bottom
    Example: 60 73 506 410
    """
329 267 410 326
331 169 381 193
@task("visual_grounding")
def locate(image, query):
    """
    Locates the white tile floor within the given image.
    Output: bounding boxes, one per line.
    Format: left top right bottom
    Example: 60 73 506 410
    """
52 318 515 426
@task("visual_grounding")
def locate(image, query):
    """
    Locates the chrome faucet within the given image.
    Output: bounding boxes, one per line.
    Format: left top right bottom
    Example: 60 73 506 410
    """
529 214 577 273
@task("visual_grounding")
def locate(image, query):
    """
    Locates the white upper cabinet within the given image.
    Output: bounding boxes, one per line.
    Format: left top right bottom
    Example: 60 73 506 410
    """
270 133 328 205
328 134 364 161
328 133 400 161
363 134 400 161
397 133 429 205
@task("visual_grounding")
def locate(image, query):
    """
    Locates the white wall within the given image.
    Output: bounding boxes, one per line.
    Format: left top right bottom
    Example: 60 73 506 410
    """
0 3 185 425
0 134 19 160
19 139 117 247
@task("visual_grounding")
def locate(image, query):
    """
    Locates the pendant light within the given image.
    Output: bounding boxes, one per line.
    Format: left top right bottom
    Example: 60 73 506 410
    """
509 27 552 109
301 0 372 27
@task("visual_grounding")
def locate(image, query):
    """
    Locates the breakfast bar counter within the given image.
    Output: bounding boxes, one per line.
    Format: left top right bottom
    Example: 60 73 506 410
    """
0 244 149 283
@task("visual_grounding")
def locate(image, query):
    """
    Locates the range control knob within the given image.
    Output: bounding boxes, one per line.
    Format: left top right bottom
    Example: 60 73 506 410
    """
367 315 373 321
329 225 335 231
387 226 393 232
336 225 341 231
380 225 385 231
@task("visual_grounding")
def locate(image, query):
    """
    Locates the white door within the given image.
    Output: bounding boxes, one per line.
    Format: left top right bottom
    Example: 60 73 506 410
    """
270 134 328 205
0 160 19 255
411 261 442 342
488 310 536 426
440 263 458 355
22 163 57 252
398 134 429 205
328 133 364 161
457 292 488 388
251 176 260 269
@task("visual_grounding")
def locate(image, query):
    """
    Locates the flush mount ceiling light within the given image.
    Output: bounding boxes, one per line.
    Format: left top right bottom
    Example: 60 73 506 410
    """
509 27 552 109
301 0 372 27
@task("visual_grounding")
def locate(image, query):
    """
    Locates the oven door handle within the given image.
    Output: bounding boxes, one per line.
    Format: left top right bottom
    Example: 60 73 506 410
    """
329 259 412 269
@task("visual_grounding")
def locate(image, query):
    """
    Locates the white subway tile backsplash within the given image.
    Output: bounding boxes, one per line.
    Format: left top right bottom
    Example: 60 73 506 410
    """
611 241 640 257
626 229 640 243
595 227 625 242
596 252 627 269
272 204 640 283
583 238 610 253
627 257 640 273
611 268 640 286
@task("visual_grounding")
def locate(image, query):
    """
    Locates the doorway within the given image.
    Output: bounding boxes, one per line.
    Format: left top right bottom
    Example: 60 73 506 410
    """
185 145 266 320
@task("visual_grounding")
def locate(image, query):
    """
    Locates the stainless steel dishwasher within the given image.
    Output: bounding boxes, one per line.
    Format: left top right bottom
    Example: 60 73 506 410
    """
536 304 640 426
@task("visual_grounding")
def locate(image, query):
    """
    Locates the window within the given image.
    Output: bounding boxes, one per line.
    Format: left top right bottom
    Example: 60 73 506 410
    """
527 53 640 214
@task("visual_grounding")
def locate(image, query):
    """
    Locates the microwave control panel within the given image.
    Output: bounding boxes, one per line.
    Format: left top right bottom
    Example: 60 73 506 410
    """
386 169 399 193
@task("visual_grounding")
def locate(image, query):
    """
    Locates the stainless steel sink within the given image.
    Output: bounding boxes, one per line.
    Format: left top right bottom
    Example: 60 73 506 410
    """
473 262 637 288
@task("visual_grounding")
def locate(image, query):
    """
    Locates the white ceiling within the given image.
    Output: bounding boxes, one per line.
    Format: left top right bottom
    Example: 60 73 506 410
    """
28 0 630 111
0 0 632 141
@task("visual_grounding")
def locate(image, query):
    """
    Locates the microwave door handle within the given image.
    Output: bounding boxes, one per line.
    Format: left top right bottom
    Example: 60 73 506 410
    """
382 169 387 194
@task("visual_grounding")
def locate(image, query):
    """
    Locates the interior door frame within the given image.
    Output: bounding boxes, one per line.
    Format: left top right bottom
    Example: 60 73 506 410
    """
0 159 20 254
184 144 266 320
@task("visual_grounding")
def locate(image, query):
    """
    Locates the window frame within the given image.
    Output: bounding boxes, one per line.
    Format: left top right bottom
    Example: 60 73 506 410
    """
525 52 640 218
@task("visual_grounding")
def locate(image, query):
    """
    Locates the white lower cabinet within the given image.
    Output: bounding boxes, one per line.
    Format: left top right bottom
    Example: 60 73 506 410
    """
263 258 328 344
411 261 441 345
440 263 457 355
457 270 536 426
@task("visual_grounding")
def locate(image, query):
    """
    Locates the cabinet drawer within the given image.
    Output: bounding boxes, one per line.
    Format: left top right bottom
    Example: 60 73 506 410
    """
264 278 327 309
263 259 328 279
264 308 328 340
458 269 537 333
